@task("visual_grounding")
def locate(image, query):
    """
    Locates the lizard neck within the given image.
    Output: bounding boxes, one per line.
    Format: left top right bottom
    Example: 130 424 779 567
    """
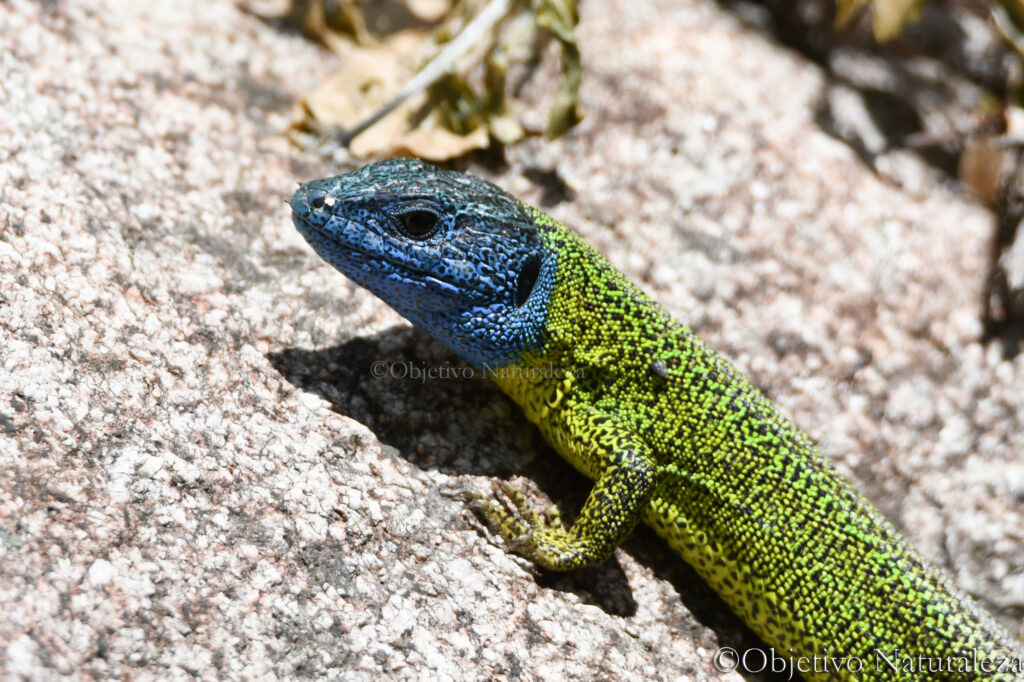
528 210 679 373
491 209 679 425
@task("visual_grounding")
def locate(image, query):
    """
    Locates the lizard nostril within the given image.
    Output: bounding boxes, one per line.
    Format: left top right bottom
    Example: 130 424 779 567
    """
310 192 326 210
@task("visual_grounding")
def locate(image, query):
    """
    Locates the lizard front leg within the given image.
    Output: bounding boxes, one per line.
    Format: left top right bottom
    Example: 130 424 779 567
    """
471 408 659 571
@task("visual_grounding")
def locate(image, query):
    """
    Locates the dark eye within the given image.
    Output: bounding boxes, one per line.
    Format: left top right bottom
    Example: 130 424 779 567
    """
395 210 440 239
515 255 542 307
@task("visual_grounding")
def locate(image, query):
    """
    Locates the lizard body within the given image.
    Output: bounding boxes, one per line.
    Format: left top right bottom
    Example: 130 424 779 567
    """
290 158 1022 681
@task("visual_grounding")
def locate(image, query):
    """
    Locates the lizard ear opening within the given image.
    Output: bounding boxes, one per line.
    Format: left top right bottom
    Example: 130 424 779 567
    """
515 254 542 307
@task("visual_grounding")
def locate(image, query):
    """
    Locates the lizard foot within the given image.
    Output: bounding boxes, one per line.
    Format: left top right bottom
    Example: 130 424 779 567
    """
465 480 596 571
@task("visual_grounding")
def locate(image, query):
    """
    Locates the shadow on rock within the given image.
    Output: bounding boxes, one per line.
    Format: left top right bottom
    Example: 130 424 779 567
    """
269 326 790 679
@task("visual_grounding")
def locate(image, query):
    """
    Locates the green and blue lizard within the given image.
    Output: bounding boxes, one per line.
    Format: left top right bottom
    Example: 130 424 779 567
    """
290 158 1022 681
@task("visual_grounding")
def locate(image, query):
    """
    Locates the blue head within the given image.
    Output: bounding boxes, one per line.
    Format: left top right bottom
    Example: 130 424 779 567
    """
290 158 555 368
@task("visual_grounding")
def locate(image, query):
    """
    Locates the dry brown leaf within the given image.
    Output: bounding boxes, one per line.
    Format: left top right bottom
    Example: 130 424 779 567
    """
286 0 581 160
833 0 925 42
387 108 491 160
291 30 491 159
871 0 924 42
959 136 1006 206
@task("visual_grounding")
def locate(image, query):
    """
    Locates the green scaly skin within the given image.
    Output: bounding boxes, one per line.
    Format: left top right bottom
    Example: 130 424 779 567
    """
290 159 1023 681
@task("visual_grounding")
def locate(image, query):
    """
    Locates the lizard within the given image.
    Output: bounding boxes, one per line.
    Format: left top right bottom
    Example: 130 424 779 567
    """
289 157 1023 681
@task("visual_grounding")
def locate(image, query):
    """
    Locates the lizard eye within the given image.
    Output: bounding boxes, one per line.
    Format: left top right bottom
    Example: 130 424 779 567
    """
515 255 542 307
394 209 440 240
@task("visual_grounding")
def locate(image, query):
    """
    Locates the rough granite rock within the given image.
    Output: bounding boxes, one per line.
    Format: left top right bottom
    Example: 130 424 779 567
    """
1 0 1022 680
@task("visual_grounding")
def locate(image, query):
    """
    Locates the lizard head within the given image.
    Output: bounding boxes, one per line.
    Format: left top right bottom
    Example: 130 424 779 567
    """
290 158 554 368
